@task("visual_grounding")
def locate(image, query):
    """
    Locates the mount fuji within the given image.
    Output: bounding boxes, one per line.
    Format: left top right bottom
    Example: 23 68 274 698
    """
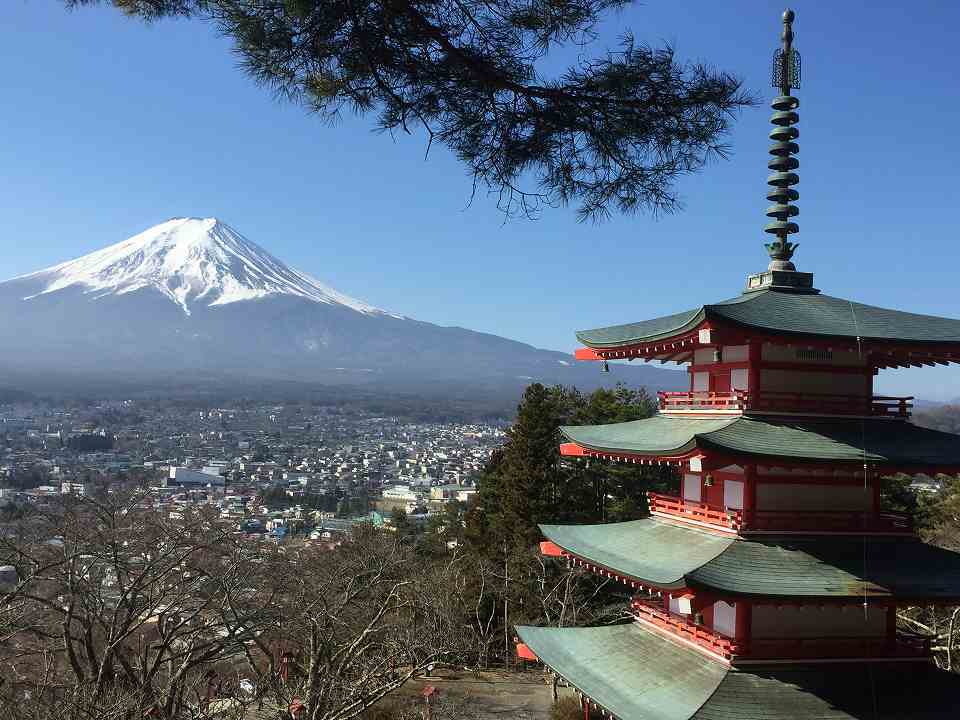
0 218 682 401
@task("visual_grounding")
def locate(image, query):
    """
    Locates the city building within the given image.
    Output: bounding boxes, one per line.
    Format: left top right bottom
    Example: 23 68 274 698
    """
516 11 960 718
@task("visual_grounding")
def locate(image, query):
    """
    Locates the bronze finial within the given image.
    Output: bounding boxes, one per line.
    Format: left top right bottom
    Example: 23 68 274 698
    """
773 9 801 93
746 9 815 292
764 9 801 272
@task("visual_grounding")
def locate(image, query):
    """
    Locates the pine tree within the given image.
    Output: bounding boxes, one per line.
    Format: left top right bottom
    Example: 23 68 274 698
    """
65 0 752 220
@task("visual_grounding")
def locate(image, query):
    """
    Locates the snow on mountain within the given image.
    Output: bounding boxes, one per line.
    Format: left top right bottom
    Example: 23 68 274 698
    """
0 217 686 398
15 217 396 317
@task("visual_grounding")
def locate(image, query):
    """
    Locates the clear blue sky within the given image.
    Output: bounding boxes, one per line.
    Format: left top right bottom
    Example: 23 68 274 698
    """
3 1 959 398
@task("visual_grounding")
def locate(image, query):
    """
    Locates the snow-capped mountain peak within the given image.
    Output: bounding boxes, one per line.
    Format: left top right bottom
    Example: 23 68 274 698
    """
17 217 394 317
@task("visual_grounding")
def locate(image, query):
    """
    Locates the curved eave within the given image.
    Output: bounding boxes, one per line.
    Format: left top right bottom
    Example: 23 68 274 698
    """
574 290 960 369
561 416 960 472
540 519 960 601
559 417 736 463
540 518 734 590
516 624 960 720
575 308 708 350
515 624 727 720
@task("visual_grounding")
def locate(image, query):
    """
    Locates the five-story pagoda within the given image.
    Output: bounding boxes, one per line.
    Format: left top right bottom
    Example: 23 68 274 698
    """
516 10 960 719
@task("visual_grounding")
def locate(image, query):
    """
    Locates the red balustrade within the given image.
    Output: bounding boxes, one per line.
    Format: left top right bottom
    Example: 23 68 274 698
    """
657 390 913 418
647 492 742 530
647 492 913 534
631 600 740 659
632 600 931 661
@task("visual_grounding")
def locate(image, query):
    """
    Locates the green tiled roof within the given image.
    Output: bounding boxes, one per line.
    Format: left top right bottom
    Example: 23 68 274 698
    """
515 624 727 720
541 518 960 599
576 288 960 348
689 535 960 599
539 518 733 588
559 415 734 457
693 664 960 720
560 415 960 468
517 624 960 719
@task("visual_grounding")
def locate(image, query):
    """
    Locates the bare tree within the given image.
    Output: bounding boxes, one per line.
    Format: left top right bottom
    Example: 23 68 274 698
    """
0 494 270 720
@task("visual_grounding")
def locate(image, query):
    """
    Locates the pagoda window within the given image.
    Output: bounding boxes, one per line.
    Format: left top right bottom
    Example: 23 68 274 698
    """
712 600 737 638
730 367 750 390
723 479 744 511
761 343 866 367
682 473 702 503
668 595 693 616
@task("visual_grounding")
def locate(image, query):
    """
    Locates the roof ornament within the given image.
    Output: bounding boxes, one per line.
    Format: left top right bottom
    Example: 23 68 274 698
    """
747 9 817 294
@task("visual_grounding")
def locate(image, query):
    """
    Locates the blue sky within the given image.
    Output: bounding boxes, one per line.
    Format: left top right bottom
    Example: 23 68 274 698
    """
3 1 960 398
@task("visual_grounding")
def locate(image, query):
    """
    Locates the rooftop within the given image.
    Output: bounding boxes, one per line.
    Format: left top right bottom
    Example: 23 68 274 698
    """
560 415 960 470
540 517 960 600
576 288 960 352
516 623 960 720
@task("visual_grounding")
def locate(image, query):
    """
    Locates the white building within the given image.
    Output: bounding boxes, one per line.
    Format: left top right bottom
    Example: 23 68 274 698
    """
166 467 225 490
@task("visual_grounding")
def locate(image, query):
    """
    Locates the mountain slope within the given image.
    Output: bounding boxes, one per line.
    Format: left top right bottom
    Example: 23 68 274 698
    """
0 218 683 397
13 217 393 316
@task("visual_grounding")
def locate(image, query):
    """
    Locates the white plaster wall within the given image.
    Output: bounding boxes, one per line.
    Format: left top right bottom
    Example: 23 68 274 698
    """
723 480 744 510
752 605 886 639
683 474 702 502
756 483 871 512
693 372 710 392
730 368 749 390
713 601 737 637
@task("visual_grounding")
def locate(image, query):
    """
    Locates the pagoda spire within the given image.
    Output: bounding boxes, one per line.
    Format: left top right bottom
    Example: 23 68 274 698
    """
746 9 816 293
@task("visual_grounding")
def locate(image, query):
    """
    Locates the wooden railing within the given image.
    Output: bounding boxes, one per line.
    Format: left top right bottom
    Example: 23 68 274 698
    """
633 600 931 661
631 600 740 659
646 492 742 530
658 390 913 418
648 492 913 534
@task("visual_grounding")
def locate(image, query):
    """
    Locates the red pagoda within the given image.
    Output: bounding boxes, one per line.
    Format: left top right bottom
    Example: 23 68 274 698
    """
515 10 960 719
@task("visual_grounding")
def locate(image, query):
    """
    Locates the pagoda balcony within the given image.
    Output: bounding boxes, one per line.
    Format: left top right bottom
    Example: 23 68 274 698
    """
647 491 743 531
632 600 931 662
630 599 741 660
657 390 913 418
647 492 913 534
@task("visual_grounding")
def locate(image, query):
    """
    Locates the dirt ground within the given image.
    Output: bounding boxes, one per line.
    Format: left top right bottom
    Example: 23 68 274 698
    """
242 668 565 720
400 668 558 719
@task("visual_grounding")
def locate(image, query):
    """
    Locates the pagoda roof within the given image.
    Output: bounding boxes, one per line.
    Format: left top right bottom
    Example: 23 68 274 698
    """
560 415 960 469
576 288 960 350
540 517 960 599
516 623 960 720
539 518 733 589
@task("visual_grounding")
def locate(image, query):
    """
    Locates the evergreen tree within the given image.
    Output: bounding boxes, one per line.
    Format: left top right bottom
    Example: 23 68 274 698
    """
65 0 751 220
469 382 675 556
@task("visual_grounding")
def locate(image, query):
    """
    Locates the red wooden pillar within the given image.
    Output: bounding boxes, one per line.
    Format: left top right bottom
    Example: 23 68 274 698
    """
735 601 752 641
747 341 761 401
743 464 758 529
